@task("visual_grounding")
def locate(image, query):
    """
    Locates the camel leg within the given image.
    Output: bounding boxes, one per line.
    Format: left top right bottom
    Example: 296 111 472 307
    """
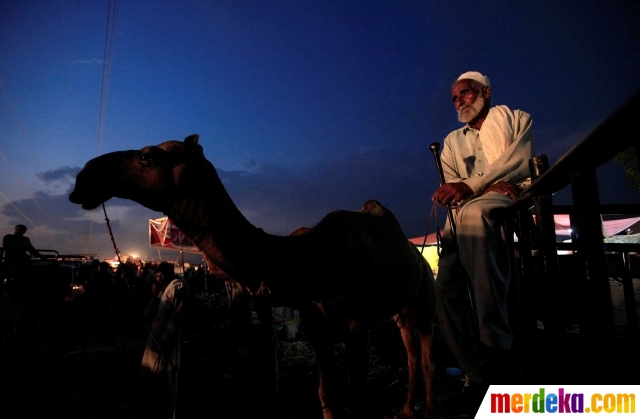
418 329 434 419
345 316 369 419
300 305 342 419
394 308 435 419
394 310 418 419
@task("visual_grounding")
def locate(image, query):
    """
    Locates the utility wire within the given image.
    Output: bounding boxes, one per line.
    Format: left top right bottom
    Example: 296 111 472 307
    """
0 146 47 218
0 189 37 227
95 0 119 157
0 79 42 172
86 0 119 256
0 81 81 245
0 2 120 255
0 78 48 221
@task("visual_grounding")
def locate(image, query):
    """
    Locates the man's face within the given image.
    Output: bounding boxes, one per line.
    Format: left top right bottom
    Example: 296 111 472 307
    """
14 226 26 236
451 79 488 123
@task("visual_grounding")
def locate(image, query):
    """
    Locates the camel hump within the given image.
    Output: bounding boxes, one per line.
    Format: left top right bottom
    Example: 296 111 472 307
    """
290 226 312 236
359 199 387 217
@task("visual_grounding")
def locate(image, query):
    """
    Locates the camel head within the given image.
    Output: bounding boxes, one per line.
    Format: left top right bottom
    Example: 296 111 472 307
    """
69 134 208 212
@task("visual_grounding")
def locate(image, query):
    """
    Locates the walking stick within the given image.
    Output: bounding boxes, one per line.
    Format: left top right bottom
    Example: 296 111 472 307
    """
429 143 457 238
429 142 478 325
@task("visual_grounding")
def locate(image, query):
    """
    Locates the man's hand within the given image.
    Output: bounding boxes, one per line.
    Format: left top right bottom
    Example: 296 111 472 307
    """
482 181 521 200
431 182 474 207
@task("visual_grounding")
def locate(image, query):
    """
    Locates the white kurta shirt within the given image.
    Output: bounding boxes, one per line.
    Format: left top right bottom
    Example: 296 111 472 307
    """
440 104 535 198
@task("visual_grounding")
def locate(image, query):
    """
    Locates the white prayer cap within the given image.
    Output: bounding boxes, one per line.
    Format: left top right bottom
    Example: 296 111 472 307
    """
457 71 490 87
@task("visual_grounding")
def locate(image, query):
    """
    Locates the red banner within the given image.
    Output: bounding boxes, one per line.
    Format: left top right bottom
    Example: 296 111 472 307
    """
149 217 201 253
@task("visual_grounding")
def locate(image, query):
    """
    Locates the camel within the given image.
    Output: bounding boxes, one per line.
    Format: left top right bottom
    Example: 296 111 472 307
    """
69 134 437 419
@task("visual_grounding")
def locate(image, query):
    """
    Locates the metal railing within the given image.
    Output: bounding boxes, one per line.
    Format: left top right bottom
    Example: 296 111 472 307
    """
507 90 640 344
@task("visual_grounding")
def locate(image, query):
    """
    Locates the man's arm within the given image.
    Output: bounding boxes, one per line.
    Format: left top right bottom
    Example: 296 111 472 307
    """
432 109 534 207
432 182 473 207
432 131 475 207
24 237 42 258
482 181 522 200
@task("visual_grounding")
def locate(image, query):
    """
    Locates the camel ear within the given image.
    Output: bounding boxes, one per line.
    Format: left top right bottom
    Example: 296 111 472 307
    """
184 134 200 156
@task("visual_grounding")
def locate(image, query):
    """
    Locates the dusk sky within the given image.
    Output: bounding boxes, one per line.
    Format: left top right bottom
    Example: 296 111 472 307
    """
1 1 639 264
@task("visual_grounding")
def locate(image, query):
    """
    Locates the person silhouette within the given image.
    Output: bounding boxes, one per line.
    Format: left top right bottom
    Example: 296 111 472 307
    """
140 262 190 419
2 224 42 293
2 224 42 268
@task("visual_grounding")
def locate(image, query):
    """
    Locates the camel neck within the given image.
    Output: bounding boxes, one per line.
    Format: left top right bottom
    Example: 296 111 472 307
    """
166 192 271 290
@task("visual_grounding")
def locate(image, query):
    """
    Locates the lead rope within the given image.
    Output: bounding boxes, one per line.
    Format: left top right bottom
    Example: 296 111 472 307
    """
101 203 177 370
102 203 122 265
408 200 441 290
421 200 443 258
397 200 440 330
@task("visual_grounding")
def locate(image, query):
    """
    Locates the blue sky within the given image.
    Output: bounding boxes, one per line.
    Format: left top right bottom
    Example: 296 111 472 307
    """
1 0 639 263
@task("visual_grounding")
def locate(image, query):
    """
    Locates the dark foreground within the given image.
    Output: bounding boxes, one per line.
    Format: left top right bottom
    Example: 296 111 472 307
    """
1 286 639 419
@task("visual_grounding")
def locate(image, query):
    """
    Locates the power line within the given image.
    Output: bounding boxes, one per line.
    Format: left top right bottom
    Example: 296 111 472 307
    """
0 79 42 172
0 77 50 225
87 0 120 256
0 145 47 219
0 81 86 245
0 2 121 255
0 189 37 227
0 79 84 244
95 0 120 157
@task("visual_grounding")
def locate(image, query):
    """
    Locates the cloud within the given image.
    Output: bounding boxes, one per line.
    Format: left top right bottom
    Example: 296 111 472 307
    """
1 185 155 260
36 166 81 183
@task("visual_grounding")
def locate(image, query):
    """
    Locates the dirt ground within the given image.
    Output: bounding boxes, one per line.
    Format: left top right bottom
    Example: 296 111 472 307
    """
2 277 639 419
0 314 464 418
0 290 468 419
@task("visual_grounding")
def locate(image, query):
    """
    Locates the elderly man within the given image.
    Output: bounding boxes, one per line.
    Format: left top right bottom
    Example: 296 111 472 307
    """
432 71 534 416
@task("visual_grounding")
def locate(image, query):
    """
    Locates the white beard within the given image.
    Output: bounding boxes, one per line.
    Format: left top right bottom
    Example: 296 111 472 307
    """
458 95 485 123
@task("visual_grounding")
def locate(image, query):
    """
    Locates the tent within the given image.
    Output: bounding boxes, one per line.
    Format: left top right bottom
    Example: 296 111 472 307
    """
410 215 640 246
409 215 640 276
552 214 640 238
149 216 200 253
407 234 441 276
